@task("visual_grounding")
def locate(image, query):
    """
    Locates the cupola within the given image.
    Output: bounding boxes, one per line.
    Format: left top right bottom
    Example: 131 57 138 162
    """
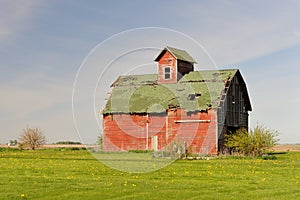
154 46 197 84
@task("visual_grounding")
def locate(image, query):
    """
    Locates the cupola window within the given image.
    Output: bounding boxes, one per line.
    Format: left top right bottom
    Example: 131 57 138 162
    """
164 67 171 79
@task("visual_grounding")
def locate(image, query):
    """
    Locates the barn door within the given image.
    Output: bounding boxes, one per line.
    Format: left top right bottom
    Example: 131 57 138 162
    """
151 136 158 151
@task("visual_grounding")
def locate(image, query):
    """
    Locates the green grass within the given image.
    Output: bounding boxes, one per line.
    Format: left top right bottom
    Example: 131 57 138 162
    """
0 148 299 199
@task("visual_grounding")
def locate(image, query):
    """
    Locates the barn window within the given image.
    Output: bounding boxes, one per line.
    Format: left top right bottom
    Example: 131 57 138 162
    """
188 93 201 100
188 93 201 101
164 67 171 79
188 94 195 100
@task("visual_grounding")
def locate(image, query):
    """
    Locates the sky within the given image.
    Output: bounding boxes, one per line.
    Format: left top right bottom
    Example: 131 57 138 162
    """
1 0 300 144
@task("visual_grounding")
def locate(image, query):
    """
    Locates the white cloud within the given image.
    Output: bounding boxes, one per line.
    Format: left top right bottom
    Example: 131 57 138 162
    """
170 0 300 65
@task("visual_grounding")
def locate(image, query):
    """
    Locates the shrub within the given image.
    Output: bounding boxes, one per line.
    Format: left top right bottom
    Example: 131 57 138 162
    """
19 127 46 150
152 141 187 159
8 140 18 146
261 154 277 160
128 149 154 153
225 125 279 156
55 141 81 144
0 148 21 152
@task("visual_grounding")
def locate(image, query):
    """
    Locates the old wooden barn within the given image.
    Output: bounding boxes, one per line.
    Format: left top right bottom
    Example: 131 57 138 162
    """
102 46 252 154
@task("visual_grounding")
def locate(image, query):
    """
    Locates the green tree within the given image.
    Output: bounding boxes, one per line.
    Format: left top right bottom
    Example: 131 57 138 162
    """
225 125 279 156
19 127 46 150
8 139 17 146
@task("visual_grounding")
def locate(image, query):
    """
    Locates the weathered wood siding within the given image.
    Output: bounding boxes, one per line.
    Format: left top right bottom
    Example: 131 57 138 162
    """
224 76 249 128
103 109 217 154
217 75 249 129
177 60 194 80
157 51 177 84
167 109 217 154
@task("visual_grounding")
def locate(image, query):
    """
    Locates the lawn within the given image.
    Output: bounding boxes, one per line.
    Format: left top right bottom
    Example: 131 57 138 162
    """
0 148 299 200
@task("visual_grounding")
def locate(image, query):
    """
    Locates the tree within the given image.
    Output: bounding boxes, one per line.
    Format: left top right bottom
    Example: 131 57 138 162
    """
8 139 17 146
225 125 279 156
19 127 46 150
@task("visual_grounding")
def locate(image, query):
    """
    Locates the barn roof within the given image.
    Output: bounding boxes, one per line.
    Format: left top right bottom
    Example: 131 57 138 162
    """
154 46 197 63
103 69 251 114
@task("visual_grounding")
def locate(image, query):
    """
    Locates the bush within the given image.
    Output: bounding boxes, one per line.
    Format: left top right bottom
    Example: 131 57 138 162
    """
53 147 86 151
19 127 46 150
55 141 81 144
152 141 187 159
128 149 154 153
225 125 279 156
0 148 21 152
261 154 277 160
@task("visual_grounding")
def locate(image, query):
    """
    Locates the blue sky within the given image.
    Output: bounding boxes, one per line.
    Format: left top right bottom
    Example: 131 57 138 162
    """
1 0 300 144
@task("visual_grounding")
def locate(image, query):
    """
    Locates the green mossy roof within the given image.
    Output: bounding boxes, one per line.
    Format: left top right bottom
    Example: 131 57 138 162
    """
166 46 197 63
154 46 197 63
103 69 238 114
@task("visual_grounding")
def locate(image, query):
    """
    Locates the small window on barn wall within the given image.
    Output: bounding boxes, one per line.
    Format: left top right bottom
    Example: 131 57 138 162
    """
164 67 171 79
188 94 195 100
188 93 201 100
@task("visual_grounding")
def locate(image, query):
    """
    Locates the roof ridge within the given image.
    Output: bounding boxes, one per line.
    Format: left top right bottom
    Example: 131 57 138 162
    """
154 46 197 63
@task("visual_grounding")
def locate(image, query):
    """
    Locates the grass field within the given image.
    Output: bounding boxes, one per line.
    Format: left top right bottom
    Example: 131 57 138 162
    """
0 148 299 200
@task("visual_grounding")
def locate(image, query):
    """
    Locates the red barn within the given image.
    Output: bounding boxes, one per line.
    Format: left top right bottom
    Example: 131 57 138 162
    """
102 46 252 155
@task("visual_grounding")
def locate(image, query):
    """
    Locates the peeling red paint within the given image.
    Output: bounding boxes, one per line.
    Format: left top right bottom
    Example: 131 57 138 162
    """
103 109 217 154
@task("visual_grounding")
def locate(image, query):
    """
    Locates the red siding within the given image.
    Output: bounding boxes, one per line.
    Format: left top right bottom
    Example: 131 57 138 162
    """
157 51 177 84
167 109 217 154
103 109 218 155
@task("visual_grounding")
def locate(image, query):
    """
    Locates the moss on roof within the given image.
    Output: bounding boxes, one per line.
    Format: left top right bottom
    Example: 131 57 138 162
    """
166 46 197 63
103 69 239 114
154 46 197 63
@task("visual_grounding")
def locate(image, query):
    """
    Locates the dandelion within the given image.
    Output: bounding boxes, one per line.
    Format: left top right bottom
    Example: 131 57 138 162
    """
132 183 136 187
20 194 25 198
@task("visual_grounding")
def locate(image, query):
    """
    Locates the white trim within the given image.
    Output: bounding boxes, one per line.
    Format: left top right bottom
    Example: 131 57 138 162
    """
151 136 158 151
163 66 171 80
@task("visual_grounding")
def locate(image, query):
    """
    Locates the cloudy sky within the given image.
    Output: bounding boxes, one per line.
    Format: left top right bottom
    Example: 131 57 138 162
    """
1 0 300 144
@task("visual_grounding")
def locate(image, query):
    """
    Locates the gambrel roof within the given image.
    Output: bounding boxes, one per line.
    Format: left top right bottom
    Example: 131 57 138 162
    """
102 69 251 114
